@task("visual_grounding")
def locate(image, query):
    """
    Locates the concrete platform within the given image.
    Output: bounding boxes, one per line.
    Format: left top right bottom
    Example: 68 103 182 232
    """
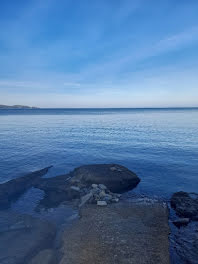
60 201 170 264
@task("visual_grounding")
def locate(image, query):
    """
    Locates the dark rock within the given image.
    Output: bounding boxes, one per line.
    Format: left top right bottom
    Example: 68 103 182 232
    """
173 218 190 228
171 191 198 220
171 221 198 264
0 166 52 209
0 211 56 264
69 164 140 193
33 164 140 209
34 174 81 209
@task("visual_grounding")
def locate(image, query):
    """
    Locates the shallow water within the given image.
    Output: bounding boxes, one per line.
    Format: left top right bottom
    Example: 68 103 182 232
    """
0 108 198 198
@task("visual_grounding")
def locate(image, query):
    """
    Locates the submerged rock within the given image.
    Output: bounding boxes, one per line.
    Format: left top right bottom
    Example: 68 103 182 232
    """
173 218 190 228
171 191 198 220
0 166 52 209
33 164 139 209
69 164 140 193
0 211 56 264
1 164 140 210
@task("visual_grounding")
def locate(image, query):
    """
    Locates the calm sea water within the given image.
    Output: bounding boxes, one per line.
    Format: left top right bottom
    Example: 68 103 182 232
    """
0 108 198 198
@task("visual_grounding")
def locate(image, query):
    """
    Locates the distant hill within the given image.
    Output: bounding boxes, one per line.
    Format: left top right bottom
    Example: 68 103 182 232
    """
0 105 38 109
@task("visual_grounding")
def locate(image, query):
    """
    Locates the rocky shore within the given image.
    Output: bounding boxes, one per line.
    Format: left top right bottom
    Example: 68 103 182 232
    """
0 164 197 263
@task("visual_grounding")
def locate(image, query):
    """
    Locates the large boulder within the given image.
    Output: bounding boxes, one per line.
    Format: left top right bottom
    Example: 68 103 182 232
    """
0 211 56 264
69 164 140 193
0 166 52 209
34 164 140 209
171 191 198 220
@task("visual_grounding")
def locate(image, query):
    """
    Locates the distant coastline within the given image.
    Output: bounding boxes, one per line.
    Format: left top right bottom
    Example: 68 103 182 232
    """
0 104 38 109
0 105 197 110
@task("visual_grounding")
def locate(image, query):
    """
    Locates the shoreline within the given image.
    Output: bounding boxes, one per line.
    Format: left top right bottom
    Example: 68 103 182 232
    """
0 165 197 263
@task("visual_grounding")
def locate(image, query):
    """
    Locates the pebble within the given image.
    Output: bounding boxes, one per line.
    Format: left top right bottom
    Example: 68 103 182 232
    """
112 198 119 203
98 184 107 190
110 167 117 171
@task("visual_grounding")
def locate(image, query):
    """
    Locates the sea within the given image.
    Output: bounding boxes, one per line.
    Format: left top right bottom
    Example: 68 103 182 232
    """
0 108 198 199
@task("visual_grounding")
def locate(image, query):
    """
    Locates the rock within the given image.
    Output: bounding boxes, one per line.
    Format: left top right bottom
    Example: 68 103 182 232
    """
171 221 198 264
6 164 139 210
99 190 106 198
28 249 57 264
110 166 117 171
70 164 140 193
173 218 190 227
79 192 93 207
98 184 107 190
103 194 113 203
0 211 56 264
34 174 81 209
112 197 119 203
97 201 107 206
0 166 52 209
70 186 80 192
171 191 198 220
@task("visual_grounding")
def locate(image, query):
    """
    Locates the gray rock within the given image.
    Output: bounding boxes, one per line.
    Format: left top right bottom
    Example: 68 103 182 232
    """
0 211 56 264
171 191 198 220
103 194 113 202
99 190 106 198
70 164 140 193
111 197 119 203
91 184 98 188
110 166 117 171
98 184 107 190
97 201 107 206
79 192 93 207
70 186 80 192
173 218 190 227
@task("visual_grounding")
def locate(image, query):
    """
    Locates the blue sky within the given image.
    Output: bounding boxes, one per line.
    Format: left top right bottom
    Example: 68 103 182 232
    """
0 0 198 107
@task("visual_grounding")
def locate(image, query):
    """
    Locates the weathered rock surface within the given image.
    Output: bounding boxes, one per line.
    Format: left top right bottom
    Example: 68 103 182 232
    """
69 164 140 193
0 211 56 264
171 191 198 220
34 164 140 209
59 201 170 264
0 166 52 209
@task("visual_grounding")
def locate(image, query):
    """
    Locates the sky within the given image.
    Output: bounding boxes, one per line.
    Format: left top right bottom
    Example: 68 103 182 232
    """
0 0 198 108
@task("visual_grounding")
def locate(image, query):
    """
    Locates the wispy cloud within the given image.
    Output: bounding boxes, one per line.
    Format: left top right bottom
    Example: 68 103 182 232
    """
0 0 198 107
